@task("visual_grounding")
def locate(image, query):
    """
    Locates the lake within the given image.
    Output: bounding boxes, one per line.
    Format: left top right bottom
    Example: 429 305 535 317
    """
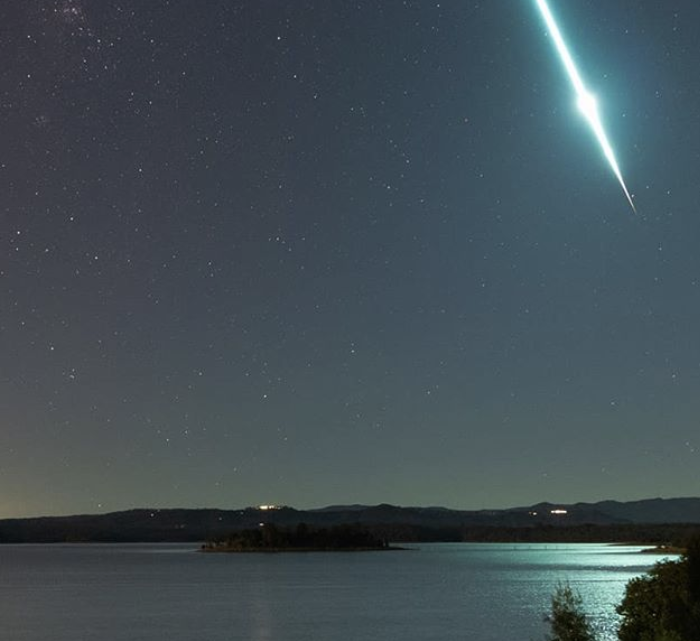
0 542 675 641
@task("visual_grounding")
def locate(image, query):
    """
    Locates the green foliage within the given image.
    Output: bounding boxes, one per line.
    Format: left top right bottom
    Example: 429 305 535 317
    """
545 583 597 641
617 537 700 641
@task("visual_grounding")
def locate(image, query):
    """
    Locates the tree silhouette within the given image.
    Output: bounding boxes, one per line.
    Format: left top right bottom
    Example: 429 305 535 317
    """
545 583 597 641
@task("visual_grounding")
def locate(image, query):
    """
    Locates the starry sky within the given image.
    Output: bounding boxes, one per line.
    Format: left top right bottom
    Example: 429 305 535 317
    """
2 0 699 518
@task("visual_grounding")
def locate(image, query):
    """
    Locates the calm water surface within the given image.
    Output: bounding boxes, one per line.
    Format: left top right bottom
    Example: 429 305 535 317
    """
0 542 675 641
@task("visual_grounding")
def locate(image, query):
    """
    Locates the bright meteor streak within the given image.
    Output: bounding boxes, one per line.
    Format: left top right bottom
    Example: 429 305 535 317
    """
534 0 636 213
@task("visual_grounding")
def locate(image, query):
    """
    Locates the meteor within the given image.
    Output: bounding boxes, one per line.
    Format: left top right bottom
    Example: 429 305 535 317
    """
534 0 636 213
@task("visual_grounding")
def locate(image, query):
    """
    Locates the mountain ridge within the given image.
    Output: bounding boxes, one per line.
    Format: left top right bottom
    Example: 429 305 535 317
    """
2 497 699 543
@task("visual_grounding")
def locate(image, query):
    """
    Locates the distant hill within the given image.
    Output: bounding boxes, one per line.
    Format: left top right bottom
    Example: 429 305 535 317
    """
1 498 700 544
582 498 700 524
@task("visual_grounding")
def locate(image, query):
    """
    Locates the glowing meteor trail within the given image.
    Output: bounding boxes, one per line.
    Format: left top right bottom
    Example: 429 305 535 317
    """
534 0 636 213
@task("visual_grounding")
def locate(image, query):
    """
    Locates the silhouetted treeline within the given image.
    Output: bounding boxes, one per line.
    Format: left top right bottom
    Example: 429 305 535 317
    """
2 504 700 544
203 523 390 551
363 523 700 546
456 523 700 546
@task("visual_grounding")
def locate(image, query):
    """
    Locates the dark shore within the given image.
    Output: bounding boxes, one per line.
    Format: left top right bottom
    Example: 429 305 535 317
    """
200 544 406 553
640 544 686 554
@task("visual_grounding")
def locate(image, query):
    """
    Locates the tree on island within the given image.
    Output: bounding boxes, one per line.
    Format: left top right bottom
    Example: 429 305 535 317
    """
203 522 390 551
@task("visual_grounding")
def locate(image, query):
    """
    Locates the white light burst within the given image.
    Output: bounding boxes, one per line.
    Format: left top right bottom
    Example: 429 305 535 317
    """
534 0 636 213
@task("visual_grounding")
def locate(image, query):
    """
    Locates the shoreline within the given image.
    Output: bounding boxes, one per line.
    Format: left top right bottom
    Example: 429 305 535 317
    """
200 545 406 553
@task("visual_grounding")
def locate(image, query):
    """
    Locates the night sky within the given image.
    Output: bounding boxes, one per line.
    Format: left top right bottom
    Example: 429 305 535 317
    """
2 1 699 518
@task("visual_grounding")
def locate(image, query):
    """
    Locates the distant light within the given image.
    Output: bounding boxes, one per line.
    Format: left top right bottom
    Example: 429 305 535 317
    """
550 509 568 515
258 504 278 511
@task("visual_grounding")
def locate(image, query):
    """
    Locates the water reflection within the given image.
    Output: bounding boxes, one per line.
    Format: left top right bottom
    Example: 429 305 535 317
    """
0 543 675 641
247 570 275 641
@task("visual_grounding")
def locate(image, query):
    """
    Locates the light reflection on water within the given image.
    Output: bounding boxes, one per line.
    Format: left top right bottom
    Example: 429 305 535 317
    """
0 542 677 641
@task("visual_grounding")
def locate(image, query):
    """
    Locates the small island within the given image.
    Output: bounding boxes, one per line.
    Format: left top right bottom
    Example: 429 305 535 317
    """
201 522 399 552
